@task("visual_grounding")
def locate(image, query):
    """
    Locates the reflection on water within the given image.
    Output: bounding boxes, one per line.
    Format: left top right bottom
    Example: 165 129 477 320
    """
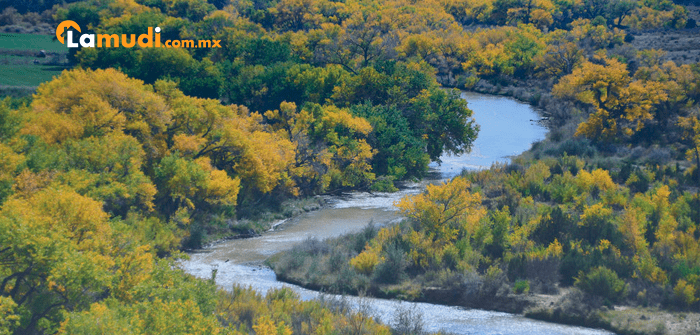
431 92 548 179
181 93 610 334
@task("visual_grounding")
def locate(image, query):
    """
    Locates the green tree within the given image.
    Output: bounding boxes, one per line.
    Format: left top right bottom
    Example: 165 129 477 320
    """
575 266 628 303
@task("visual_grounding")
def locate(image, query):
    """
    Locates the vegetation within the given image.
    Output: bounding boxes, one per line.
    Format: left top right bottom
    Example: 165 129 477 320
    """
0 33 69 90
0 0 699 334
0 70 394 332
265 3 700 334
0 34 64 52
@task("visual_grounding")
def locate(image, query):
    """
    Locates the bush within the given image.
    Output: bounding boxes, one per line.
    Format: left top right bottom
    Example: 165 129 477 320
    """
327 249 346 273
391 303 424 335
544 138 596 158
183 224 205 249
294 237 330 255
353 222 378 253
673 280 698 308
514 280 530 294
370 176 399 192
526 257 560 294
575 266 628 303
373 244 408 284
479 265 509 298
350 249 379 275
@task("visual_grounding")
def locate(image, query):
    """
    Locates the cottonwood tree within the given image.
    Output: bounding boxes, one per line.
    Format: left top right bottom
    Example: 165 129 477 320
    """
553 54 666 142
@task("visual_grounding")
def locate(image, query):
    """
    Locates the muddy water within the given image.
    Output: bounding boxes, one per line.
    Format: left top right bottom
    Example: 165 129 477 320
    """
181 92 611 334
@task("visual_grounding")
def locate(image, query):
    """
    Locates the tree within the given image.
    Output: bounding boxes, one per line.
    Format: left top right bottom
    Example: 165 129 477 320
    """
553 54 665 142
311 9 393 72
154 154 240 217
0 143 22 204
351 103 430 179
156 80 296 197
506 0 555 28
407 88 479 161
534 37 583 78
271 0 321 31
397 177 486 268
0 188 115 333
679 113 700 184
264 101 375 194
61 132 158 216
163 0 216 21
607 0 637 27
24 68 171 159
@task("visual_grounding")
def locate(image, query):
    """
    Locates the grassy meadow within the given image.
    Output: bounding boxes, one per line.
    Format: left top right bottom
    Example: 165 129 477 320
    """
0 33 69 91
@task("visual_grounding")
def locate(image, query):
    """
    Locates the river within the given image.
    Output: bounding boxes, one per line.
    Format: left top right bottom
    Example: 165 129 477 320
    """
180 92 612 335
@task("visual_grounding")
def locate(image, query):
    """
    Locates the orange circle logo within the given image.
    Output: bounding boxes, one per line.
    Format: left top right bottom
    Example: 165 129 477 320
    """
56 20 81 44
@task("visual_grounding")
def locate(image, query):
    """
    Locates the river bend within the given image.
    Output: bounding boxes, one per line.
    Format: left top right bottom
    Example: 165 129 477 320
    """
181 92 611 335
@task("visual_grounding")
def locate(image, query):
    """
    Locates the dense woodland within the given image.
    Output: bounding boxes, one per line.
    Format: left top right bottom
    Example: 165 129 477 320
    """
1 0 699 334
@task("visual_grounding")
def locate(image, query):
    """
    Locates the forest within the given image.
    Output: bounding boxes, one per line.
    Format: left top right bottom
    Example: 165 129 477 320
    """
1 0 699 334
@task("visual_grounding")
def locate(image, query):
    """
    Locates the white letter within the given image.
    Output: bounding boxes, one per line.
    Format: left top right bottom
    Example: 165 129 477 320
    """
66 30 79 48
80 33 95 48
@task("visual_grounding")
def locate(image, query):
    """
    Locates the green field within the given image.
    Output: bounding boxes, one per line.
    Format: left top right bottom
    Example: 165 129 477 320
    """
0 33 66 52
0 33 69 89
0 64 67 86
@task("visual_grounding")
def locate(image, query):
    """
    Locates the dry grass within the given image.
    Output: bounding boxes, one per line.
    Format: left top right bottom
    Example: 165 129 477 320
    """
602 307 700 335
630 6 700 65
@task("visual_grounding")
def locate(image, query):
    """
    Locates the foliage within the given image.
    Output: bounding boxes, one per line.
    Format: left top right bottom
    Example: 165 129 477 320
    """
679 114 700 184
575 266 628 303
397 177 486 269
273 148 700 312
514 279 530 294
3 0 700 332
553 54 664 142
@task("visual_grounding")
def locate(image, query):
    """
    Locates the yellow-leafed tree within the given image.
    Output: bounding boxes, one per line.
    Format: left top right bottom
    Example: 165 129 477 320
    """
553 54 666 142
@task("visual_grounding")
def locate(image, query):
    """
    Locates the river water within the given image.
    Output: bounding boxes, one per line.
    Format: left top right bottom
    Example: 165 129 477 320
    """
181 92 611 334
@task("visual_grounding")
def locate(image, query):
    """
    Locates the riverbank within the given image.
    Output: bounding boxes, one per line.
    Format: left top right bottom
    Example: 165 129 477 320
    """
261 82 700 335
187 196 328 249
194 83 556 250
267 225 700 335
183 87 700 334
528 303 700 335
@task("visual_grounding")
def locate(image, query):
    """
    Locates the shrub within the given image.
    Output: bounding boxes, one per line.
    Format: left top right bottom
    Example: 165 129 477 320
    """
544 138 596 157
373 244 407 284
526 257 560 294
353 222 378 253
349 247 380 275
480 265 509 298
327 249 346 273
370 176 398 192
575 266 628 303
514 280 530 294
332 265 362 293
462 270 483 300
391 304 424 335
673 280 698 307
294 237 330 255
626 169 654 194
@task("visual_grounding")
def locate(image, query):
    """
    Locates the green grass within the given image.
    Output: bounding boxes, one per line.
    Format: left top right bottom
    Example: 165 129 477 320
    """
0 34 69 88
0 33 67 53
0 54 25 61
0 64 68 86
